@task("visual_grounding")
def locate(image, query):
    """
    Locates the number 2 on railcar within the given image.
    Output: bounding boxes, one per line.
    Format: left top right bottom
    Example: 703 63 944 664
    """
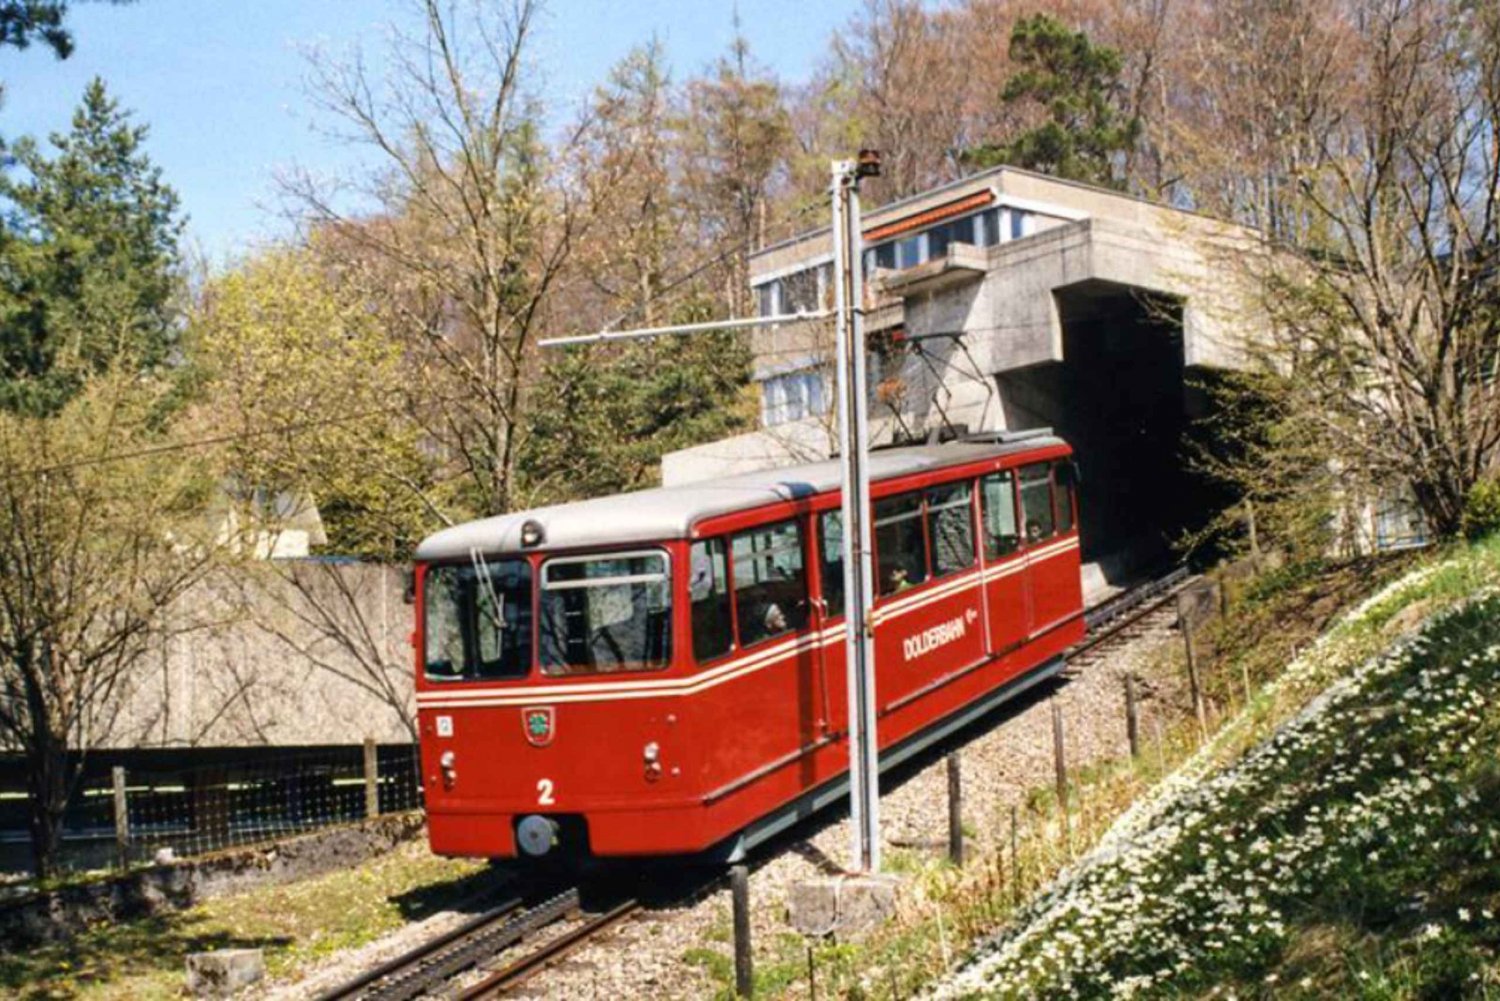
412 434 1084 862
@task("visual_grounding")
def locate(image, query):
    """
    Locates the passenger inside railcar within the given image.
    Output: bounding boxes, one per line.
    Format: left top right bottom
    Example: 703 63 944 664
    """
981 471 1022 557
875 492 928 595
730 519 810 647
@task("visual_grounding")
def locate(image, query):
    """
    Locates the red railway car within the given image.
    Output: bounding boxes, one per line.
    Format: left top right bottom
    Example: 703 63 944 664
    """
412 432 1083 862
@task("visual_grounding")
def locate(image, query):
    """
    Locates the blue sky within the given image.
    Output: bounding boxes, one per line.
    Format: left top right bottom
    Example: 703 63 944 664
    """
1 1 858 264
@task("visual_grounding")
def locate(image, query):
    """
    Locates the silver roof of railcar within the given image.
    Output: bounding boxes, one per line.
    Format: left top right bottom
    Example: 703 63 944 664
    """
414 435 1066 561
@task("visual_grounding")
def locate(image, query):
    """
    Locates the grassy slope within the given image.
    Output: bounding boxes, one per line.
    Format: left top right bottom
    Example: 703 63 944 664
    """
0 839 488 1000
935 534 1500 1000
684 557 1409 1000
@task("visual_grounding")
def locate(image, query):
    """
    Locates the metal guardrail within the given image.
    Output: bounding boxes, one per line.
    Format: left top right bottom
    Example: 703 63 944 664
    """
1083 566 1189 632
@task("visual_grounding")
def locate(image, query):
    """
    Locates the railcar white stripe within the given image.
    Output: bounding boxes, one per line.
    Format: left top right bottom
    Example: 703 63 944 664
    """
422 631 820 702
415 537 1081 708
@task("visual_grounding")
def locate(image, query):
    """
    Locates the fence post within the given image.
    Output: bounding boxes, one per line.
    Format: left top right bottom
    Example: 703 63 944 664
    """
1009 803 1020 905
1125 674 1141 759
946 752 964 866
363 738 380 819
1246 497 1261 565
731 864 753 998
112 765 129 870
1178 595 1206 737
1051 699 1070 854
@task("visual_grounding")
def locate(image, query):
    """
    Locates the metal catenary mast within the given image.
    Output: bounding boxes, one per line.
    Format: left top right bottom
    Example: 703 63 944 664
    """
539 152 885 874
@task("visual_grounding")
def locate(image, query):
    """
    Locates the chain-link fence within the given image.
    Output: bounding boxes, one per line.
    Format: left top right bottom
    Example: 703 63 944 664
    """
0 744 422 875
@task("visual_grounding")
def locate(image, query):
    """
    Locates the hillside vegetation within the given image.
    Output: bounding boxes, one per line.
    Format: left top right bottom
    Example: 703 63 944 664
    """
933 536 1500 999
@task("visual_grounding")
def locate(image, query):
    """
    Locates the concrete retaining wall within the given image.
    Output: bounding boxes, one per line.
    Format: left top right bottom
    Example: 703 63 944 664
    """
0 811 424 948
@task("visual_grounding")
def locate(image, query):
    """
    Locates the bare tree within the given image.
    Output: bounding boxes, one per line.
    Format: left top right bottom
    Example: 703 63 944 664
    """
248 561 416 745
283 0 609 520
0 374 221 878
675 30 794 316
1227 0 1500 540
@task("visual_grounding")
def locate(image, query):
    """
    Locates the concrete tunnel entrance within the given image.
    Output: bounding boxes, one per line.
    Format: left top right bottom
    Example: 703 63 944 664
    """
996 279 1223 575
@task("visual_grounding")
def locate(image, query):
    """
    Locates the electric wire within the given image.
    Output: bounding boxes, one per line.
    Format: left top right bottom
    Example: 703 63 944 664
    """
10 198 831 479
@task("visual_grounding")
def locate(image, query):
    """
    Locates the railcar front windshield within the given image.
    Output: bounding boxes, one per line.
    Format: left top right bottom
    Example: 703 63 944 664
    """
540 550 672 675
423 557 533 681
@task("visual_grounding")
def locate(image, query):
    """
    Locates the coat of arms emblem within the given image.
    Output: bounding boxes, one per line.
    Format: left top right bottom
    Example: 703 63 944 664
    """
522 706 555 747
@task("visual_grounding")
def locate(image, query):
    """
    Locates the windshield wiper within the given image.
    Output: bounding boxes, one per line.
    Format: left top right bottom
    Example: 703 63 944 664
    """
468 547 506 632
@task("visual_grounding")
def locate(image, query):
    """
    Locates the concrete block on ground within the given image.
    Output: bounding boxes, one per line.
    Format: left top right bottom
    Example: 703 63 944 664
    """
186 948 264 996
787 873 900 938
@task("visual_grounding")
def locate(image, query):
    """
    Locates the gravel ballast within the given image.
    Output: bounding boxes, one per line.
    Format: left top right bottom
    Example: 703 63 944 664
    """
511 607 1188 999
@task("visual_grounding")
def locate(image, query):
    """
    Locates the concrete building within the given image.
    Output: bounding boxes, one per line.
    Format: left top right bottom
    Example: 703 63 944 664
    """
663 166 1266 575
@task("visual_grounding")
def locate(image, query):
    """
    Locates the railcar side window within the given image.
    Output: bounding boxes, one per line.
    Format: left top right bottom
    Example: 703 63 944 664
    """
981 472 1020 558
732 520 809 647
539 551 671 675
819 511 845 619
1019 463 1056 545
1054 462 1076 534
876 492 929 596
926 483 976 577
423 559 533 681
690 539 733 662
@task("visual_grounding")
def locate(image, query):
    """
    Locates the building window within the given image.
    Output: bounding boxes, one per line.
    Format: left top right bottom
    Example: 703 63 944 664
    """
866 210 1001 273
782 268 821 313
978 209 1000 247
1373 490 1430 551
1010 208 1029 240
756 281 778 317
895 233 925 269
761 369 827 426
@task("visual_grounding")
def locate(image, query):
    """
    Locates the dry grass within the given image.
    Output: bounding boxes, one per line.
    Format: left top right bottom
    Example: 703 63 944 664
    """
0 839 489 1000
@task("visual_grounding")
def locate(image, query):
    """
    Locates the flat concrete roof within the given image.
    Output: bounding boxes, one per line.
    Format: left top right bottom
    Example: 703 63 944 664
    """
416 436 1065 560
750 164 1249 267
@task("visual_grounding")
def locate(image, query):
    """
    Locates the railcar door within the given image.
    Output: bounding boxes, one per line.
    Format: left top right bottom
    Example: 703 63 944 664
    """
871 483 986 716
1018 462 1080 637
980 469 1029 657
812 509 849 738
693 518 826 807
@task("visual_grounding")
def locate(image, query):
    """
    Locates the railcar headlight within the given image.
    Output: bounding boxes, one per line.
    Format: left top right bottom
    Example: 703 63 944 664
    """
520 519 545 548
643 742 660 764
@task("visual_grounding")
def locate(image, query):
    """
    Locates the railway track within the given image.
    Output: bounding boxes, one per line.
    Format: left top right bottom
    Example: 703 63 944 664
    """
323 566 1191 1001
1066 566 1191 668
316 887 635 1001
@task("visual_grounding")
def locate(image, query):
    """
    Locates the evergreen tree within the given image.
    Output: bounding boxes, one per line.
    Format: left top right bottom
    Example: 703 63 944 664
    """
0 77 183 414
519 301 755 506
966 14 1139 190
0 0 72 57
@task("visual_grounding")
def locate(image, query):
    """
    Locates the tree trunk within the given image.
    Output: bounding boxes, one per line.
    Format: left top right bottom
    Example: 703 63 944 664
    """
24 727 70 881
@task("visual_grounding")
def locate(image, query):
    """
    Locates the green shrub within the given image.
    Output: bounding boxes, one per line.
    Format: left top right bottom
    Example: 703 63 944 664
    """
1462 478 1500 540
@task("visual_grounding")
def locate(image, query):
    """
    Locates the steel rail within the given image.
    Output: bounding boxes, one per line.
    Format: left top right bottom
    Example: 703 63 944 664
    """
456 898 641 1000
319 888 580 1001
1069 566 1193 662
